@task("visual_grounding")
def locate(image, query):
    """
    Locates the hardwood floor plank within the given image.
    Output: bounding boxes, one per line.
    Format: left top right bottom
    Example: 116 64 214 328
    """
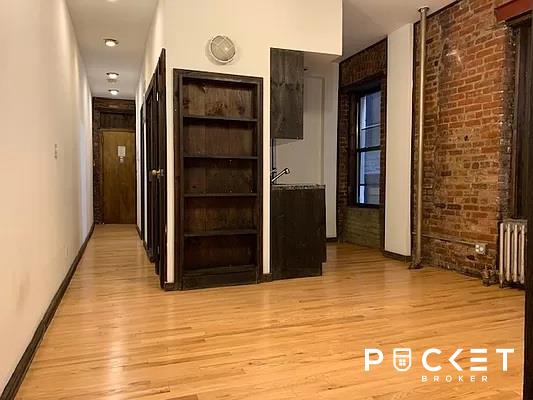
15 225 524 399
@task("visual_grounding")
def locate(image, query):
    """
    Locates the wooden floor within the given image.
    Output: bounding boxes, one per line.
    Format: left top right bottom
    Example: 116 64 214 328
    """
17 225 525 400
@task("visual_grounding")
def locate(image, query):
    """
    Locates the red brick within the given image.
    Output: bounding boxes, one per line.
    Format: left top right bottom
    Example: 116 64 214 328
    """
412 0 515 274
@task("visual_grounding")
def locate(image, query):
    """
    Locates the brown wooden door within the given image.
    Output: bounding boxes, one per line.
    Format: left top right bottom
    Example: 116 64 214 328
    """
146 87 159 263
102 130 136 224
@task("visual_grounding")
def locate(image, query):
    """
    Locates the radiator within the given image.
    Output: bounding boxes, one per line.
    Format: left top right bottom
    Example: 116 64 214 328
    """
499 219 527 287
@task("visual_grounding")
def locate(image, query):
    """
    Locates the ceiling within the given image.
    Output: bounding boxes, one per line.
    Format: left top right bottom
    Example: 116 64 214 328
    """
342 0 456 58
66 0 158 99
66 0 457 99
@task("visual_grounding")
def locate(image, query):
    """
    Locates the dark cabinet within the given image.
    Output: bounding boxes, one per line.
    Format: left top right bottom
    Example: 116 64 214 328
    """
271 185 326 280
270 48 304 140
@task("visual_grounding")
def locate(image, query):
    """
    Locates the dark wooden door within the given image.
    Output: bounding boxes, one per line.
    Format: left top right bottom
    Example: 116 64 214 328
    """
270 48 304 139
102 130 136 224
145 49 167 289
140 104 146 239
146 88 157 260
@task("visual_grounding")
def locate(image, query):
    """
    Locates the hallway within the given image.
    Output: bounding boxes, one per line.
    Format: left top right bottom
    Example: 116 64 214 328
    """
15 225 525 400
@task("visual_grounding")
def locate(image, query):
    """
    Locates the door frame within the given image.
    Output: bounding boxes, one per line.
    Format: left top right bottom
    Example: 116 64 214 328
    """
91 98 136 224
100 128 137 225
524 12 533 398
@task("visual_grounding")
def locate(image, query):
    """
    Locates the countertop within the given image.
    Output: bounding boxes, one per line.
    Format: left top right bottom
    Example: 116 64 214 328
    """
271 184 325 190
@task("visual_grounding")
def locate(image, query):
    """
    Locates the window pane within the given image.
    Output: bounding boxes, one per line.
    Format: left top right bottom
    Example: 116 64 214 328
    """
359 185 380 205
359 150 381 185
359 125 380 148
358 92 381 148
358 150 380 205
359 92 381 129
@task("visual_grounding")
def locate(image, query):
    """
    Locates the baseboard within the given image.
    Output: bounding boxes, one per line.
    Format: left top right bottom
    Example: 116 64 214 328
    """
163 282 177 291
383 250 412 263
261 273 273 283
1 223 95 400
417 261 484 279
326 237 338 243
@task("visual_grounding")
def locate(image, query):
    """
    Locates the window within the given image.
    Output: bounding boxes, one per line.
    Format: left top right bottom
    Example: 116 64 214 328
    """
349 88 381 206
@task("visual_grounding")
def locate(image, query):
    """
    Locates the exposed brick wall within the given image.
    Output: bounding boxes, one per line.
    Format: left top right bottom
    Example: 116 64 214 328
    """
343 208 381 247
412 0 516 275
92 97 136 224
338 40 387 248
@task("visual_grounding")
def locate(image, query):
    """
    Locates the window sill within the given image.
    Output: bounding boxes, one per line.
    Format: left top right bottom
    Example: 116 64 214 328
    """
348 204 380 210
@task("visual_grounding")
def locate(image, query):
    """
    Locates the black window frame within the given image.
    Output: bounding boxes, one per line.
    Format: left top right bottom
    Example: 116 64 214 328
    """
347 80 382 208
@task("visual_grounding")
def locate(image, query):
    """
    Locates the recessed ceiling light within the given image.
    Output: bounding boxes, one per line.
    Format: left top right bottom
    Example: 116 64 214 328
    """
104 38 119 47
106 72 120 80
109 89 120 96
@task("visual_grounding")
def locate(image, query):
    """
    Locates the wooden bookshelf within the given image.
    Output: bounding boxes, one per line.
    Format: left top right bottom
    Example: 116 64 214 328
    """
174 70 263 290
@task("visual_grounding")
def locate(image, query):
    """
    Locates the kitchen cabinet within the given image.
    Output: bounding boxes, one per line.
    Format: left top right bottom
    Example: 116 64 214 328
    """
270 48 304 140
271 184 326 280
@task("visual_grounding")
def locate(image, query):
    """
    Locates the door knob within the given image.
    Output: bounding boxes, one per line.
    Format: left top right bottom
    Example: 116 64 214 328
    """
151 169 165 178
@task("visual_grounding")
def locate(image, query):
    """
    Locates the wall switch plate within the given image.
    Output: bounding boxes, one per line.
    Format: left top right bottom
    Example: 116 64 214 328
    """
475 243 487 255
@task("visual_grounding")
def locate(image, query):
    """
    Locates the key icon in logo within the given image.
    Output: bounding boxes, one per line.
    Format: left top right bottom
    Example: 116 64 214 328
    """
393 348 412 372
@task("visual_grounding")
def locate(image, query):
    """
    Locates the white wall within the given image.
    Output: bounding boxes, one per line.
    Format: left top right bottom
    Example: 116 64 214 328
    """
154 0 342 278
0 0 93 391
275 55 339 238
136 0 166 237
385 24 413 256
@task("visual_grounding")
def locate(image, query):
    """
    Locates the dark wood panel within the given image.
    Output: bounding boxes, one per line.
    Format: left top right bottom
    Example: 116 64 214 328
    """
271 187 326 280
184 158 256 194
181 268 257 290
183 80 255 118
183 120 256 157
184 197 257 233
270 48 304 139
99 112 135 130
93 97 136 112
140 104 146 238
174 69 263 290
144 48 168 290
102 130 136 224
184 235 257 270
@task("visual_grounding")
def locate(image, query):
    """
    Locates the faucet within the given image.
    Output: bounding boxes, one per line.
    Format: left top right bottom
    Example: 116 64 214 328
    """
271 167 290 183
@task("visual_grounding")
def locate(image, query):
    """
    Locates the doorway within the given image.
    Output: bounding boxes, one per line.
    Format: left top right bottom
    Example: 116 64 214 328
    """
102 129 136 224
92 98 136 224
